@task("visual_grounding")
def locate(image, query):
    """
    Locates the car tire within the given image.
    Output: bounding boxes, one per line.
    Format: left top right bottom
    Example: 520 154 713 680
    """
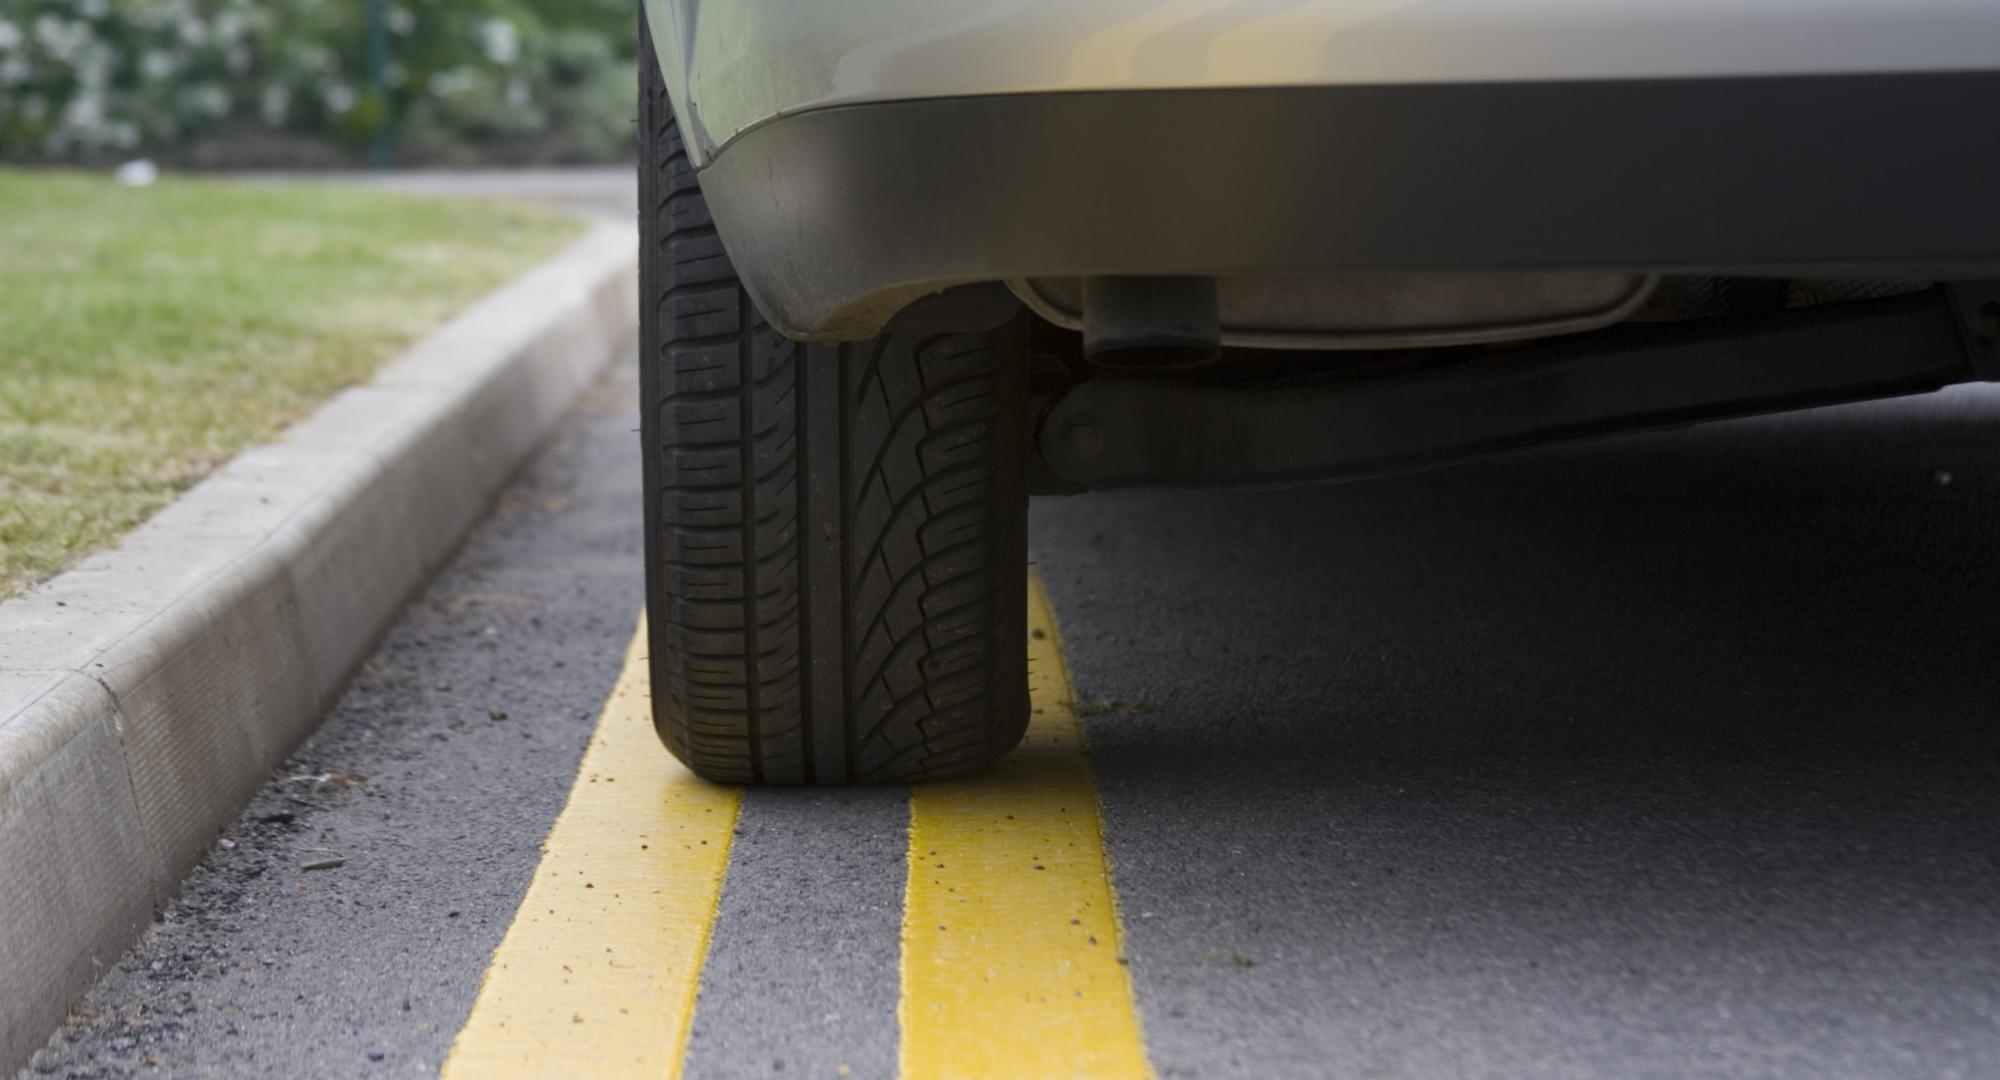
638 36 1031 784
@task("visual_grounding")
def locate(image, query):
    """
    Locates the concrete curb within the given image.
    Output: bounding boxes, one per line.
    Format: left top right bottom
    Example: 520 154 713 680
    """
0 222 638 1072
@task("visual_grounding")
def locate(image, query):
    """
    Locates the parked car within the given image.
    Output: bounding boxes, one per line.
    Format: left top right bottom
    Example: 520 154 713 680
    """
634 0 2000 784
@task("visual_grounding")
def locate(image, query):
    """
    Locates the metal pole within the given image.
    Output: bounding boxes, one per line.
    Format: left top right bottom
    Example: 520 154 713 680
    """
366 0 391 169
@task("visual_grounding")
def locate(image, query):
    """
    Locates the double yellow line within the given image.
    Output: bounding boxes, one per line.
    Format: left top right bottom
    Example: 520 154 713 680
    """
439 624 735 1076
443 575 1151 1079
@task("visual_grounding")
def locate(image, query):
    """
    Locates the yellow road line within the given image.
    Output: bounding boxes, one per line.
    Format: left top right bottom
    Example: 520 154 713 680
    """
442 616 739 1079
900 573 1153 1080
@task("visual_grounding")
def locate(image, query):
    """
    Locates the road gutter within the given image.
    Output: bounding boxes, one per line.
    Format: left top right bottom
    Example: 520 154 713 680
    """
0 222 638 1073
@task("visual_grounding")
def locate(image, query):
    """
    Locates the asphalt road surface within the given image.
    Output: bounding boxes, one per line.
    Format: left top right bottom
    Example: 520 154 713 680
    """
19 177 2000 1079
23 355 2000 1079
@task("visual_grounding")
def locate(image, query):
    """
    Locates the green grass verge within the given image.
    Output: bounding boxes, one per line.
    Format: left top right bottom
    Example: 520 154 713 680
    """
0 170 583 600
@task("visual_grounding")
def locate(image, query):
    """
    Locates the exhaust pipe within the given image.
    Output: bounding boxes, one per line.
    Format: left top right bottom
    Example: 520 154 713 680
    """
1081 276 1220 368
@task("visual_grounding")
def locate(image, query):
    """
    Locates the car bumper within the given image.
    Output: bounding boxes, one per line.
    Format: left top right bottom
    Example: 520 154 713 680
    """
697 75 2000 341
648 0 2000 167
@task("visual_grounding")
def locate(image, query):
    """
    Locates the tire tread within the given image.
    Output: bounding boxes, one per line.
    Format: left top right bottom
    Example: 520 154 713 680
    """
639 33 1025 784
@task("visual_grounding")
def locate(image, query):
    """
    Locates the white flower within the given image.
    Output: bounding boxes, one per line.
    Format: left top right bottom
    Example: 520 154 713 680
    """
183 83 231 119
478 18 519 66
79 38 117 80
61 91 103 130
290 43 334 76
140 50 176 80
430 66 479 99
321 81 356 115
261 84 290 125
387 7 415 35
0 19 21 51
34 16 90 63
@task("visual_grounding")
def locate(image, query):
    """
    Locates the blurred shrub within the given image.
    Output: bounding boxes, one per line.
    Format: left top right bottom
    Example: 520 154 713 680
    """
0 0 638 165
